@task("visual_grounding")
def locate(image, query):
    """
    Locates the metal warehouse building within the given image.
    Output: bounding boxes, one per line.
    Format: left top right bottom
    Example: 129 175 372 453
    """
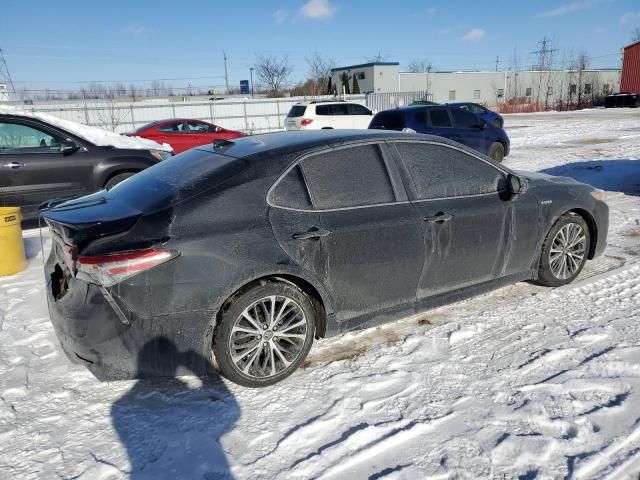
621 40 640 93
332 62 620 106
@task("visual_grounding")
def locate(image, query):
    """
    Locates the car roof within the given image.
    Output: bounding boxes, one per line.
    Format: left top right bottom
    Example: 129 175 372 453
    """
193 129 477 161
294 100 358 106
376 105 449 114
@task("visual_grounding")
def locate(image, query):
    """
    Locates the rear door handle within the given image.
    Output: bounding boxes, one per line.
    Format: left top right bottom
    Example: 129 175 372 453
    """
292 227 332 240
424 212 454 224
3 162 25 169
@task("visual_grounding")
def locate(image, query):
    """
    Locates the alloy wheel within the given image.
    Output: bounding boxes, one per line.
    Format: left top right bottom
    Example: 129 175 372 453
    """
549 222 586 280
229 295 308 379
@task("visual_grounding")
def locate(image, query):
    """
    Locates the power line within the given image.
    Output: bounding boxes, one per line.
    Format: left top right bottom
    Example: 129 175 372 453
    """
0 48 17 98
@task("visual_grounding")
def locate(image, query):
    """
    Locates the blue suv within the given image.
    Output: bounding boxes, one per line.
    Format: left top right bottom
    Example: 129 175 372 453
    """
369 105 510 162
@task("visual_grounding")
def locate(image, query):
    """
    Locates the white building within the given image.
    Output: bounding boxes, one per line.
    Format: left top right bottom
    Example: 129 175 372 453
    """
400 69 620 106
331 62 400 94
0 84 8 102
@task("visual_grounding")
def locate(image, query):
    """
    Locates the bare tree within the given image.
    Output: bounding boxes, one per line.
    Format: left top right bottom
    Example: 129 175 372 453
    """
407 59 432 73
254 54 293 97
306 51 335 95
632 27 640 42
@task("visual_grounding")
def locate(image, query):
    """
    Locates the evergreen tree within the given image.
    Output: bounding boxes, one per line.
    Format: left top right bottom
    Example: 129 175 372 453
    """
352 75 361 94
340 72 351 95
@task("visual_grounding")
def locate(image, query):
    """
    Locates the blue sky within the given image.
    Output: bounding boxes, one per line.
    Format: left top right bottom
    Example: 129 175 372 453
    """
1 0 639 94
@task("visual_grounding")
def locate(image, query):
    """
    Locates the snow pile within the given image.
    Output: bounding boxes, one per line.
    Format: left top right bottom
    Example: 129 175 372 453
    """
0 105 172 152
0 109 639 479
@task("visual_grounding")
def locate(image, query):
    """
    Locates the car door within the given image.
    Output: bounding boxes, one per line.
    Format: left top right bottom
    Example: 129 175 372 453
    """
0 119 93 218
156 121 190 153
449 108 487 152
331 104 351 129
296 142 425 324
348 103 374 129
390 140 512 300
425 108 456 141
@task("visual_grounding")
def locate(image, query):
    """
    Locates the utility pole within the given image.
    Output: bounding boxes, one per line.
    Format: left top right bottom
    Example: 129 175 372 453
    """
0 48 17 100
495 56 499 72
223 51 230 95
249 67 254 98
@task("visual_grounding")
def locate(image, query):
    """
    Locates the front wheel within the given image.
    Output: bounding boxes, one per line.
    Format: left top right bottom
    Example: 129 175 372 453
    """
536 213 590 287
104 172 135 190
488 142 505 162
213 281 316 387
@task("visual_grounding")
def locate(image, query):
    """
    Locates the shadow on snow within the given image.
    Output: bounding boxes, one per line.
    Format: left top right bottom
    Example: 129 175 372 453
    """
541 159 640 197
111 337 240 480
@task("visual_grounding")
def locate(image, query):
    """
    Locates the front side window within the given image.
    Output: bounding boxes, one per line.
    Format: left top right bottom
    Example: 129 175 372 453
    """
187 121 210 132
0 122 62 153
394 142 504 200
470 104 487 114
300 144 394 209
451 109 480 128
429 109 452 128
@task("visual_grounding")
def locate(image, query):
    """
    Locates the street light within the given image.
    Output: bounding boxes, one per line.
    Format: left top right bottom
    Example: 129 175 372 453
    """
249 67 254 98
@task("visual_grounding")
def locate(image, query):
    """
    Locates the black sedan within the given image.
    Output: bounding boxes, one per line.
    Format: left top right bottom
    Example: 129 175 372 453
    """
41 130 608 387
0 112 172 220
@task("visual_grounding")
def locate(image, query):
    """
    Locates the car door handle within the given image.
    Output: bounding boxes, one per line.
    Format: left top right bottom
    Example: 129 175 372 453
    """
423 212 454 224
3 162 25 169
292 227 332 240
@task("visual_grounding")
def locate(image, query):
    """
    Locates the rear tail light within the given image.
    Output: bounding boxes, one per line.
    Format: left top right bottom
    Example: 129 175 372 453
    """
300 119 314 126
77 248 178 287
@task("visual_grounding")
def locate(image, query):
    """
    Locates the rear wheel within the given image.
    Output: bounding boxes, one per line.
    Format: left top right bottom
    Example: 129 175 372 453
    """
537 213 590 287
213 281 316 387
488 142 505 162
105 172 135 190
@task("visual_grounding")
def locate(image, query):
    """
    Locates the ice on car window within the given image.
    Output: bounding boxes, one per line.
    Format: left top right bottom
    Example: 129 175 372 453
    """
395 142 504 199
301 144 394 209
271 165 313 209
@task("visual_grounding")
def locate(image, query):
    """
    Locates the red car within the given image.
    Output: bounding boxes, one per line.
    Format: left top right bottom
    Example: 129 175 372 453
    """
127 119 245 154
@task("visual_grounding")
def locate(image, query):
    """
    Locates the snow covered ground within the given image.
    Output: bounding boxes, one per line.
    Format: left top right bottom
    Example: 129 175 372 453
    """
1 108 640 479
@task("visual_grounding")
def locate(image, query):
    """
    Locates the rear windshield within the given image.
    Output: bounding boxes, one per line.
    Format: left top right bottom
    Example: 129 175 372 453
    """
369 111 405 131
107 149 246 213
287 105 307 117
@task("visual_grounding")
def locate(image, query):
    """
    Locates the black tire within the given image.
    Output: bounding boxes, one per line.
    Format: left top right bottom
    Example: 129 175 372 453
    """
104 172 135 190
488 142 505 162
213 281 316 387
536 212 590 287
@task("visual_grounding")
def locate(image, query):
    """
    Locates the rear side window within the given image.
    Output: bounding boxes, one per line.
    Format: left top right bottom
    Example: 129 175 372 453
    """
451 109 480 128
287 105 307 117
317 104 349 116
429 109 452 127
348 104 371 115
369 112 405 131
301 144 394 209
413 111 428 126
270 165 312 209
394 142 504 200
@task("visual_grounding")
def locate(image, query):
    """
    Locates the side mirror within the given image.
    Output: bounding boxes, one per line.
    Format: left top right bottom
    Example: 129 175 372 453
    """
476 119 487 129
60 141 79 155
214 126 223 133
507 174 526 196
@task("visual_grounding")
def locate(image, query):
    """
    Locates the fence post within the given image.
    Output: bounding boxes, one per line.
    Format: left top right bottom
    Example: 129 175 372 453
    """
243 100 248 132
130 105 135 129
276 101 281 130
209 102 214 123
83 101 90 125
171 104 176 117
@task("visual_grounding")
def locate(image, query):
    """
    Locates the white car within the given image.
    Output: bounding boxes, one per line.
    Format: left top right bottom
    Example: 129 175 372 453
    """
284 101 374 130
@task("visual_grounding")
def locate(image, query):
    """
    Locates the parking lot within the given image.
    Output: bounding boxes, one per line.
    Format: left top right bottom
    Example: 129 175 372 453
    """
1 108 639 479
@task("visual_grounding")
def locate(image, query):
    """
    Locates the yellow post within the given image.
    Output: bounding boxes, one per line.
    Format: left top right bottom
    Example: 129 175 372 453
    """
0 207 27 276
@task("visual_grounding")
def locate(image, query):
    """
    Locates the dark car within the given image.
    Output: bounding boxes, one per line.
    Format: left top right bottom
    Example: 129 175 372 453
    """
125 118 245 154
41 130 608 387
369 105 510 161
0 113 173 220
449 102 504 128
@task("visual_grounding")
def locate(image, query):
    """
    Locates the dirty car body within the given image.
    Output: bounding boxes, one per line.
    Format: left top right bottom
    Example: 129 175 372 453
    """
41 130 608 383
